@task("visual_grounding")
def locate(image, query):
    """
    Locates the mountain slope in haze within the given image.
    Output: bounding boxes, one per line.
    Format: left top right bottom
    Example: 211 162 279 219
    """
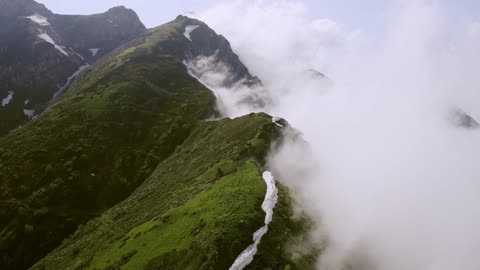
452 109 479 129
0 0 146 135
0 13 317 270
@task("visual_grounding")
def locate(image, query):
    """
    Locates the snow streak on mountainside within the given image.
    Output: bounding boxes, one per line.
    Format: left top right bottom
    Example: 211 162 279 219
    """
2 91 14 107
89 48 100 56
229 171 278 270
26 13 49 26
184 25 200 41
37 32 69 56
50 64 89 102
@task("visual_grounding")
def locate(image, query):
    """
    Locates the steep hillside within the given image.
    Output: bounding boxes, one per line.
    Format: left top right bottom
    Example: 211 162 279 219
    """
0 0 146 135
31 113 316 270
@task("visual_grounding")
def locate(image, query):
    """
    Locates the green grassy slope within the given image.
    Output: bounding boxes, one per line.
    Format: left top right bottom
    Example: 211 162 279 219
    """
31 113 268 269
32 113 316 270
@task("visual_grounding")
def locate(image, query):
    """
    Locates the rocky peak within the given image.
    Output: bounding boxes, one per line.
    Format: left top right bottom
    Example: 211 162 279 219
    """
50 6 146 60
176 15 262 88
0 0 52 18
104 5 145 26
106 5 132 15
452 109 479 129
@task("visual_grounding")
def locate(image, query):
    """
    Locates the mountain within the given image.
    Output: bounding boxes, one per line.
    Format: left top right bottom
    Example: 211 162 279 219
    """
0 0 146 135
452 109 479 129
0 11 316 270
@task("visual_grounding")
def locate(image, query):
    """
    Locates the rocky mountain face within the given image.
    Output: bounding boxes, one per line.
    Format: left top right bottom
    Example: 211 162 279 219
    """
51 6 147 62
0 0 146 135
0 9 315 270
179 15 262 88
451 109 479 129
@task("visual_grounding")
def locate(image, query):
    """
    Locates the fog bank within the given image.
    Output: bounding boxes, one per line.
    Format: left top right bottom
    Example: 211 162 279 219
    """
193 1 480 269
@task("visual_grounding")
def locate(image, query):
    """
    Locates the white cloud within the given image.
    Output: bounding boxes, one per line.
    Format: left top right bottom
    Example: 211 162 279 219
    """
195 0 357 87
467 21 480 37
310 18 344 45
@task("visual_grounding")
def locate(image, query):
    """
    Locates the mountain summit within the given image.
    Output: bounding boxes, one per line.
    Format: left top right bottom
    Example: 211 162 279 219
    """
0 0 52 20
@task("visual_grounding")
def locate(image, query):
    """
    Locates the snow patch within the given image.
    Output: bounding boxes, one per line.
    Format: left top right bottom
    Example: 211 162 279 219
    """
229 171 278 270
26 14 50 26
23 109 35 118
50 64 89 102
75 52 85 61
89 48 100 57
272 116 284 127
38 32 69 56
261 172 278 225
184 25 200 41
2 91 14 106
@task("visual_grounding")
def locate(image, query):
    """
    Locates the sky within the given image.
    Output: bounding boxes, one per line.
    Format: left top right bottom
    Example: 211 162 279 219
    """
36 0 480 45
34 0 388 30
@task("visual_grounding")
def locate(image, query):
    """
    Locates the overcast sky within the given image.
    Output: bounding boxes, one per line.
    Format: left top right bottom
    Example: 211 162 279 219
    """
33 1 383 28
35 0 480 40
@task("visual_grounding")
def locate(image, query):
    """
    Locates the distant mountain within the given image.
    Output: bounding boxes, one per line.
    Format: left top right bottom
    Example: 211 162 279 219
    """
0 0 146 135
0 12 315 270
451 109 479 129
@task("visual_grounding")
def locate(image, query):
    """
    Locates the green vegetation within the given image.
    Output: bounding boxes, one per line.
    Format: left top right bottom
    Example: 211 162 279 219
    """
31 113 285 270
90 161 264 270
